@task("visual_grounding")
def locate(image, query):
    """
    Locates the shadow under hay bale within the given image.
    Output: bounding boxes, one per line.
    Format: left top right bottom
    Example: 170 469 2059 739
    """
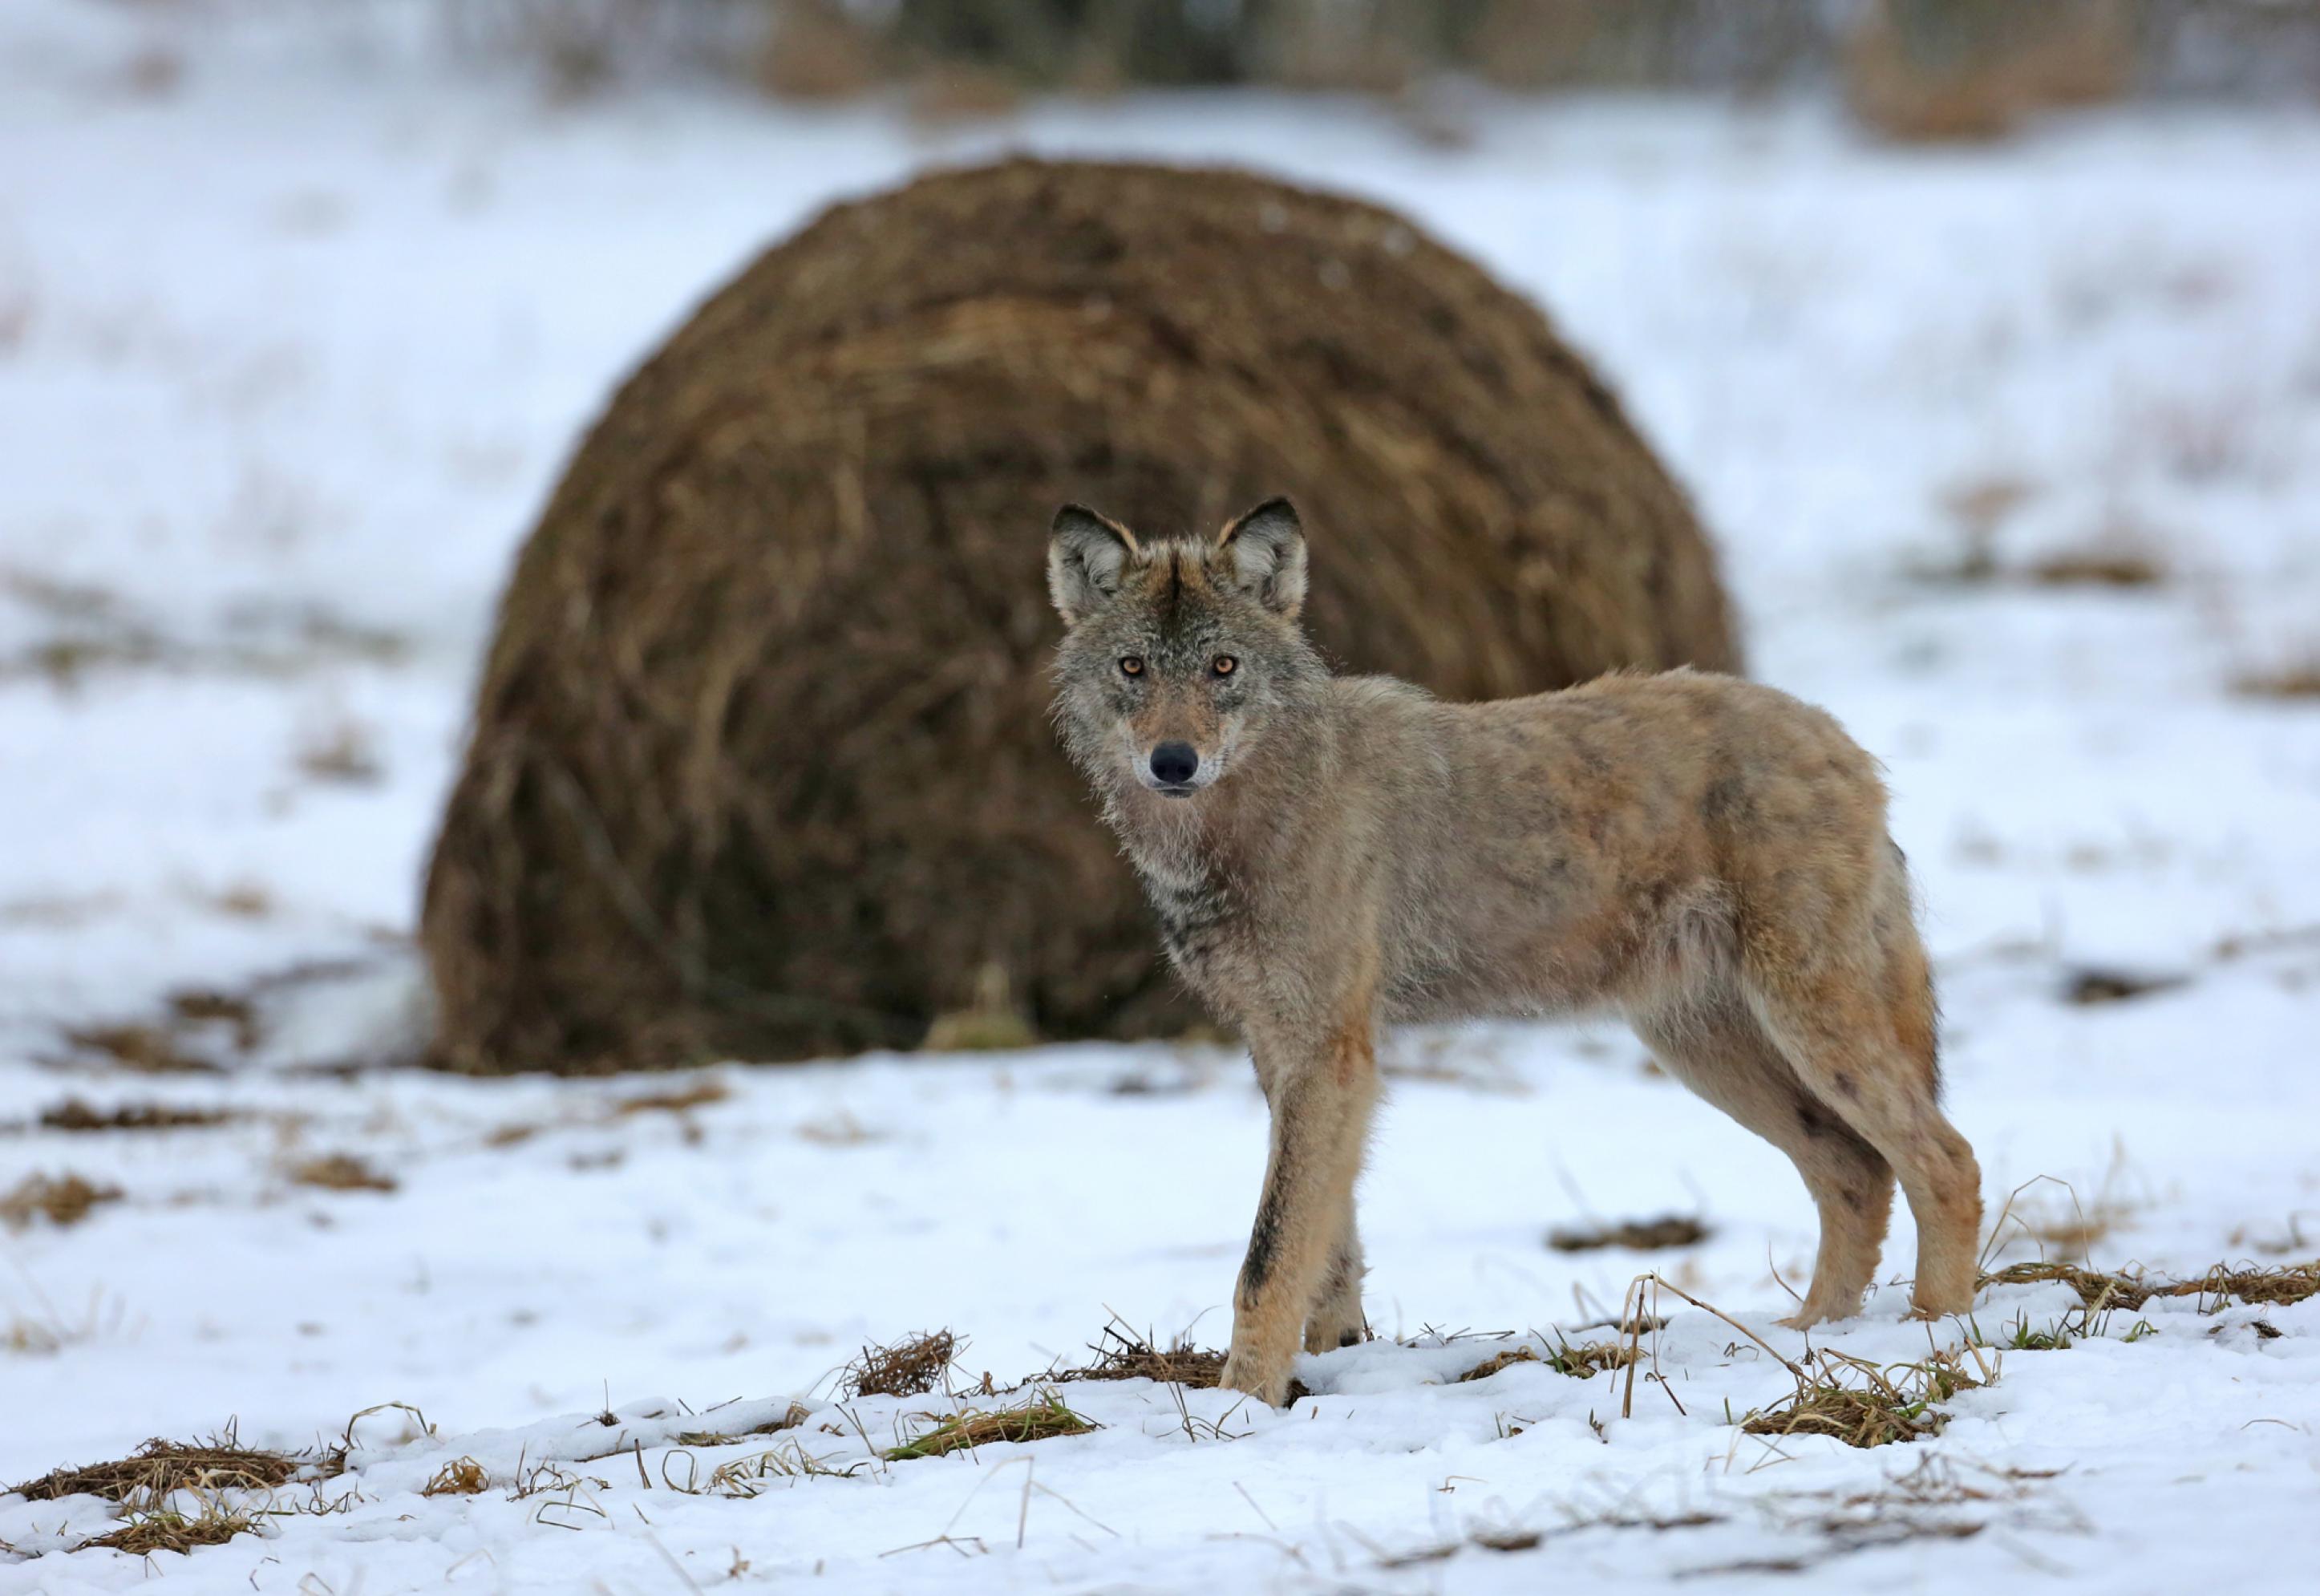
422 157 1742 1073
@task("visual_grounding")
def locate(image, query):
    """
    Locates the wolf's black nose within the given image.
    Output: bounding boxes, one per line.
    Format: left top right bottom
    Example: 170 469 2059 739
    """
1150 742 1199 784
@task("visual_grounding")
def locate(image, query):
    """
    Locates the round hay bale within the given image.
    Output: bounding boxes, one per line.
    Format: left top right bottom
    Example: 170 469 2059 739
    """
422 158 1741 1074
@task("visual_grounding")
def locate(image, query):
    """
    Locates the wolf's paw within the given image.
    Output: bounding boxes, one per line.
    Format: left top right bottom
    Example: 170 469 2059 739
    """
1303 1313 1366 1355
1775 1301 1856 1332
1217 1350 1294 1408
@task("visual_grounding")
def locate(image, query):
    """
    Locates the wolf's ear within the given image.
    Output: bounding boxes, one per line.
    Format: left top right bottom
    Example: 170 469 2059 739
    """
1048 504 1140 624
1214 497 1307 619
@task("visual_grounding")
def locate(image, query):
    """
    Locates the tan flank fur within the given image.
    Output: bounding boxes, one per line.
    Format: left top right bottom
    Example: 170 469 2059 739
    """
1047 498 1985 1408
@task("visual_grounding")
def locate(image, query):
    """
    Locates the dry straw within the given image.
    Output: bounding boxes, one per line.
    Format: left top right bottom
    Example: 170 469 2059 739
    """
883 1394 1095 1461
844 1330 959 1399
1547 1214 1711 1254
1984 1259 2319 1313
1616 1273 1994 1451
1457 1338 1637 1383
1055 1319 1229 1389
420 157 1741 1074
0 1171 121 1229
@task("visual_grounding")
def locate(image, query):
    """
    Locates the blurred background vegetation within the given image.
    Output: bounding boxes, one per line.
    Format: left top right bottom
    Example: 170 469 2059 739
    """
422 0 2320 136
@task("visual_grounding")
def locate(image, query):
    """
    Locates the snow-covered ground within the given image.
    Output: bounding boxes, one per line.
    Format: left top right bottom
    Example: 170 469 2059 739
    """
4 2 2318 1590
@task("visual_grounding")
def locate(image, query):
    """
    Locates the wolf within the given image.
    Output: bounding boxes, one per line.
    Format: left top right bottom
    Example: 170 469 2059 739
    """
1046 496 1985 1408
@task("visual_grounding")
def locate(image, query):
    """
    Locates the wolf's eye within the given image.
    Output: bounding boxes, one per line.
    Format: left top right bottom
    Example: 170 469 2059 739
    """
1120 656 1144 677
1212 655 1237 677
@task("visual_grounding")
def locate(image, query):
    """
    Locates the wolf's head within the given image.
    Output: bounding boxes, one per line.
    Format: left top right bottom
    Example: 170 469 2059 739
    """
1047 497 1326 803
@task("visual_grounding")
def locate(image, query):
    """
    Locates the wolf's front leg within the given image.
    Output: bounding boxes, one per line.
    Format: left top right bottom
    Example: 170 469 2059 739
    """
1219 1023 1379 1406
1304 1190 1367 1353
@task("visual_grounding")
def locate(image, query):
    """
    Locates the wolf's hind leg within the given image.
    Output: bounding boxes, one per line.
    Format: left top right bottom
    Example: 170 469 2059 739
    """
1746 955 1982 1319
1633 990 1893 1327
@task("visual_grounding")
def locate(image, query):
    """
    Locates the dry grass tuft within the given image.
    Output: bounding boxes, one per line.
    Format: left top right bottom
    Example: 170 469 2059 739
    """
2023 549 2166 589
795 1109 881 1145
1741 1347 1987 1449
12 1429 342 1556
2233 661 2320 702
11 1434 310 1503
285 1152 398 1193
883 1393 1095 1461
421 1456 489 1497
921 963 1039 1052
2061 967 2184 1007
1615 1273 1991 1449
612 1076 731 1116
38 1098 236 1132
1 1171 123 1230
843 1330 958 1399
168 989 261 1050
1458 1339 1637 1383
1985 1258 2319 1313
295 720 384 786
1052 1319 1312 1403
1549 1214 1710 1253
677 1402 812 1448
1056 1321 1227 1389
77 1496 256 1555
61 1023 218 1074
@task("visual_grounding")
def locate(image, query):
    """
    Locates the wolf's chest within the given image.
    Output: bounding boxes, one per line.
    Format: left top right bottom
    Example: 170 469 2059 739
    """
1136 865 1242 978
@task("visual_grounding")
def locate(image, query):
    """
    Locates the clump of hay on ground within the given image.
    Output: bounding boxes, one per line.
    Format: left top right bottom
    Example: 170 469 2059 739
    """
1548 1215 1711 1253
883 1393 1095 1461
1985 1259 2320 1313
1051 1319 1314 1402
37 1098 236 1132
10 1431 342 1558
2059 967 2184 1007
1458 1338 1637 1383
421 157 1742 1074
285 1152 397 1193
1741 1347 1987 1449
10 1434 314 1504
420 1457 489 1497
678 1402 812 1448
0 1171 122 1229
1614 1272 1992 1448
611 1076 731 1116
2233 658 2320 701
843 1330 958 1399
1055 1320 1228 1389
76 1497 257 1556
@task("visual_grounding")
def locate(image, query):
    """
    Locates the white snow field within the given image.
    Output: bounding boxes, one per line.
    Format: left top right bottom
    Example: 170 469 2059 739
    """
4 4 2319 1591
